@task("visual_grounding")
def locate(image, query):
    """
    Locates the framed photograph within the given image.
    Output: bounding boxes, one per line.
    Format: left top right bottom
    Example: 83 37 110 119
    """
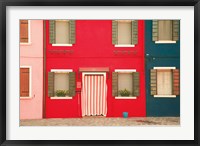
0 0 199 145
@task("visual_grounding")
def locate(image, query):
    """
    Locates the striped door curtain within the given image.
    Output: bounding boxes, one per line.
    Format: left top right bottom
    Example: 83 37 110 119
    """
81 75 107 116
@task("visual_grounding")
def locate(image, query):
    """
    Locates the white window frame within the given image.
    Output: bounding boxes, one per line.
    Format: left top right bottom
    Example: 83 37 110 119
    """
115 20 135 48
50 69 73 99
52 20 73 47
20 20 31 45
153 67 176 98
20 66 32 99
114 69 137 99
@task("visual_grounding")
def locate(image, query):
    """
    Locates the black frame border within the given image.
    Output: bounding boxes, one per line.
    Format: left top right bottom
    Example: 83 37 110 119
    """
0 0 199 145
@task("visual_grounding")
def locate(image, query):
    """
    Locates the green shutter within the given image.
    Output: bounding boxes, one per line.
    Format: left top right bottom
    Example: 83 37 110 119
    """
131 20 138 45
48 72 54 97
69 20 76 44
172 20 180 41
150 69 157 95
132 72 140 96
172 69 180 95
112 72 118 96
49 20 55 44
69 72 76 96
152 20 158 41
112 20 118 45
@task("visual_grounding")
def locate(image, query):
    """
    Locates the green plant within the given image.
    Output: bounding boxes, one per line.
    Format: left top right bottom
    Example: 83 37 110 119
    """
55 90 69 97
118 89 131 97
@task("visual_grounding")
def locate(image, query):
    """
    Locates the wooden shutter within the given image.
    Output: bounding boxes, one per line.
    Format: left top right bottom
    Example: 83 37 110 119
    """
112 20 118 45
150 69 157 95
49 20 55 44
20 20 28 43
172 69 180 95
132 72 140 96
112 72 118 96
172 20 180 41
131 20 138 45
69 72 76 96
20 68 30 97
48 72 54 97
152 20 158 41
69 20 76 44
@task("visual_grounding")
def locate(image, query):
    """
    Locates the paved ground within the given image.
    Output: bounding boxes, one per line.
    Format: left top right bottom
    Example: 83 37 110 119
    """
20 117 180 126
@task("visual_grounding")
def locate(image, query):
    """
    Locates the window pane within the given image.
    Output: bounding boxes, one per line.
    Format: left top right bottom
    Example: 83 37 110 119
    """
20 20 28 43
118 22 132 44
20 68 29 97
157 70 172 95
158 20 172 41
55 21 69 44
118 73 133 94
54 73 69 91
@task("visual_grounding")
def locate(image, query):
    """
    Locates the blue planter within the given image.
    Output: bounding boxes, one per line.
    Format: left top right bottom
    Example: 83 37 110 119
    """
123 112 128 118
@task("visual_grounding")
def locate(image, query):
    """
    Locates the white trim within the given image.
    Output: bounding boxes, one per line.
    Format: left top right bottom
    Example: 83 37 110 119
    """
20 20 31 45
154 95 176 98
50 69 73 73
155 41 176 44
115 97 137 99
20 66 32 99
114 44 135 47
82 72 106 76
50 97 73 99
52 44 73 46
153 67 176 69
115 69 136 73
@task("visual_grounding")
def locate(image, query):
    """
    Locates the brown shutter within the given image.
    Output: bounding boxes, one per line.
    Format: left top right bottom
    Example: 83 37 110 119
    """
49 20 55 44
132 72 140 96
20 20 28 43
20 68 30 97
152 20 158 41
69 72 76 96
150 69 157 95
172 69 180 95
131 20 138 45
112 72 118 96
48 72 54 97
112 20 118 45
172 20 180 41
69 20 76 44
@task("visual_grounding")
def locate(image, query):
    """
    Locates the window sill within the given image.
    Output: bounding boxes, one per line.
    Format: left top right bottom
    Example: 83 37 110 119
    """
154 95 176 98
114 44 135 47
50 97 73 99
20 97 32 99
115 96 137 99
20 42 32 46
155 41 176 44
52 44 73 46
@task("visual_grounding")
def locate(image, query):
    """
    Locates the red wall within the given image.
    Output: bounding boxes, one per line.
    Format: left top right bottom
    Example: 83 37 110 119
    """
45 20 146 118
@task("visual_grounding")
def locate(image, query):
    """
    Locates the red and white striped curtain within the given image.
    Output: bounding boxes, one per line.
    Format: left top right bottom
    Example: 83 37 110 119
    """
81 75 107 116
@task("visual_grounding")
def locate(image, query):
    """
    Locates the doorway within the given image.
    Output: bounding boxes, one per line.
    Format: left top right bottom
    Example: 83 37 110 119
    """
81 72 107 116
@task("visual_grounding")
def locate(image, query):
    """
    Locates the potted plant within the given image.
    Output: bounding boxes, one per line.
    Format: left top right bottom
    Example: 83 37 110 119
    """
118 88 131 97
55 90 69 97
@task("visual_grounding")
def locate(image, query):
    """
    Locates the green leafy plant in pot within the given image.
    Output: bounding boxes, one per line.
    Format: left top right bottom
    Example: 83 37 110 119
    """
119 88 131 97
55 90 69 97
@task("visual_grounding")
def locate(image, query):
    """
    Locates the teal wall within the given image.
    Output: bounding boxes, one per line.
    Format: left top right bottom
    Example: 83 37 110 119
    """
145 20 180 117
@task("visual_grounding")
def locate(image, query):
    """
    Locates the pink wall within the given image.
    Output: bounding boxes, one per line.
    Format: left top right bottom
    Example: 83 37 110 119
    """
20 20 43 119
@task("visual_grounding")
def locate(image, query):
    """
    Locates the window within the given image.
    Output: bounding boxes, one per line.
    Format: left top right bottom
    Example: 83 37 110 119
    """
112 70 140 99
49 20 76 46
48 70 76 99
150 67 180 97
152 20 180 43
20 67 31 98
112 20 138 47
20 20 29 43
